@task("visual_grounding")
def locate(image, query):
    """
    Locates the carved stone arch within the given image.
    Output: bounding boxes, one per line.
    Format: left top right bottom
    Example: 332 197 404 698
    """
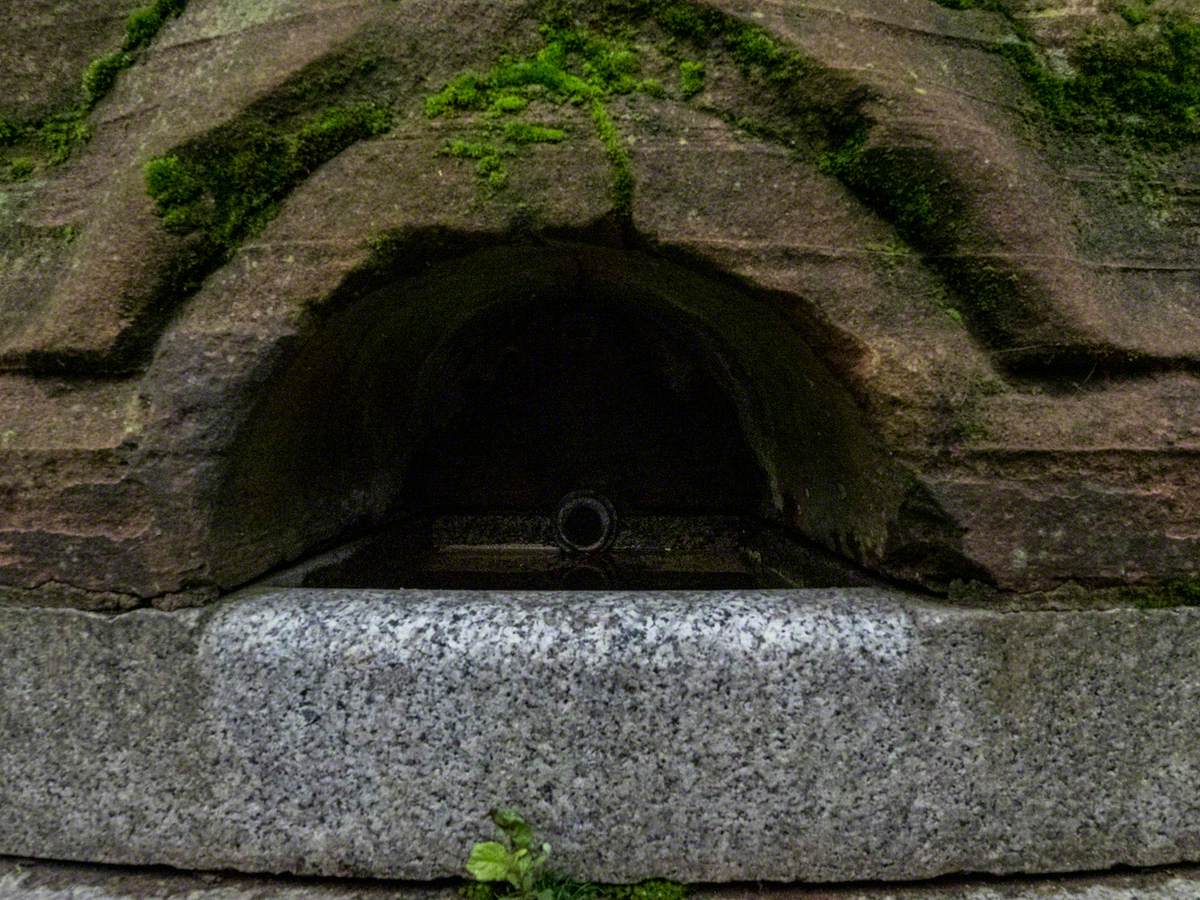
204 240 963 592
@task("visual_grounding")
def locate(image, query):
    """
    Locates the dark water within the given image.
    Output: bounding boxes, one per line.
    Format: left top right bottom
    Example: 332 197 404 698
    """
308 554 765 591
278 516 871 592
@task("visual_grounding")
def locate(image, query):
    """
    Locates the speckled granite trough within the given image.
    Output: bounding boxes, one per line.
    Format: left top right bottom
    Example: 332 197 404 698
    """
2 588 1199 882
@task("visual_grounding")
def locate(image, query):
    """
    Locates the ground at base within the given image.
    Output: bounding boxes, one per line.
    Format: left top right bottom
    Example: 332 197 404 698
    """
2 859 1199 900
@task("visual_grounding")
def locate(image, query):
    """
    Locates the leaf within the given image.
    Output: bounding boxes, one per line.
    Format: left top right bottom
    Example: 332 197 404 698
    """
492 807 534 850
466 842 513 882
512 848 531 873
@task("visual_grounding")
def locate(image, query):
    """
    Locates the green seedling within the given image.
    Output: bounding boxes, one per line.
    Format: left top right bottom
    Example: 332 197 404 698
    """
467 808 553 900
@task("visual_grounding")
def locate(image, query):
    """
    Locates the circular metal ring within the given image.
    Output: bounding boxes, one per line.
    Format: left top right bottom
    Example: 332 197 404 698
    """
555 491 617 554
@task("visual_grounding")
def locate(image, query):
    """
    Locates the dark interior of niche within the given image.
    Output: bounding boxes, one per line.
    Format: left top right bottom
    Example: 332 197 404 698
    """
403 292 766 516
269 288 878 592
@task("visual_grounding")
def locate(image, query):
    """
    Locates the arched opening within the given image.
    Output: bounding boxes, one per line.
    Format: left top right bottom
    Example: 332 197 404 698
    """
208 242 922 592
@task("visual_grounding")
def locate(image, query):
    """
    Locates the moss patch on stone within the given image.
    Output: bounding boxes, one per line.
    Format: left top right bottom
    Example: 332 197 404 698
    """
0 0 189 180
1119 578 1200 609
424 1 863 217
81 51 132 109
423 20 652 214
999 10 1200 144
6 157 35 181
135 52 393 350
678 60 705 98
123 0 188 50
146 100 390 253
814 129 1041 343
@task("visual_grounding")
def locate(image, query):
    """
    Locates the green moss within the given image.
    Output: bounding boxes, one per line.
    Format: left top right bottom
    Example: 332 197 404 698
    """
124 0 186 48
931 0 1197 143
38 114 92 164
145 100 391 249
0 113 91 170
82 51 131 109
637 77 665 97
503 122 568 144
292 103 390 169
865 236 915 268
442 139 508 160
81 0 190 108
124 8 165 49
491 93 531 115
124 0 186 49
0 120 22 146
818 123 1047 344
1118 2 1151 28
1070 15 1200 140
143 155 204 231
425 20 656 214
1120 579 1200 609
140 46 392 320
0 0 190 177
7 157 35 180
591 99 633 213
679 60 705 97
999 11 1200 143
139 49 393 344
647 2 725 43
425 2 857 213
819 130 951 238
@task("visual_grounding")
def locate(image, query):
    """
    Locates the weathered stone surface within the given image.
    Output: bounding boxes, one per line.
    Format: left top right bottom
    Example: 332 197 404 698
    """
0 0 138 120
0 0 1197 596
2 588 1199 882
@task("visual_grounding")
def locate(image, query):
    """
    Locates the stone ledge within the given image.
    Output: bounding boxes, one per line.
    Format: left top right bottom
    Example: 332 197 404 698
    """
1 589 1199 882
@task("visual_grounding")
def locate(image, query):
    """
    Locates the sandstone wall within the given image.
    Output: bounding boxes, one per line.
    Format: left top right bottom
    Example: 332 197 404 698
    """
1 0 1197 607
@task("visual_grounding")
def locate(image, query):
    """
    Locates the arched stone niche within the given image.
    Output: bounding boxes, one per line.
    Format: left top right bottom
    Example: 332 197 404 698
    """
208 242 925 591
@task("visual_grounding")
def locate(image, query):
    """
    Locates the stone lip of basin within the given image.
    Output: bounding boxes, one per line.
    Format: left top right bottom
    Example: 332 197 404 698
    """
2 587 1198 883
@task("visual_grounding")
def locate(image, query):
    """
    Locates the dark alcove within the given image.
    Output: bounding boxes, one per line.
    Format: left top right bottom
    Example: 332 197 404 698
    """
214 243 913 592
404 293 766 516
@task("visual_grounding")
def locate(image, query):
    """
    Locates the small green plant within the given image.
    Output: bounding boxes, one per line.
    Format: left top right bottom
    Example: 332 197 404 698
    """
467 808 553 900
463 810 686 900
